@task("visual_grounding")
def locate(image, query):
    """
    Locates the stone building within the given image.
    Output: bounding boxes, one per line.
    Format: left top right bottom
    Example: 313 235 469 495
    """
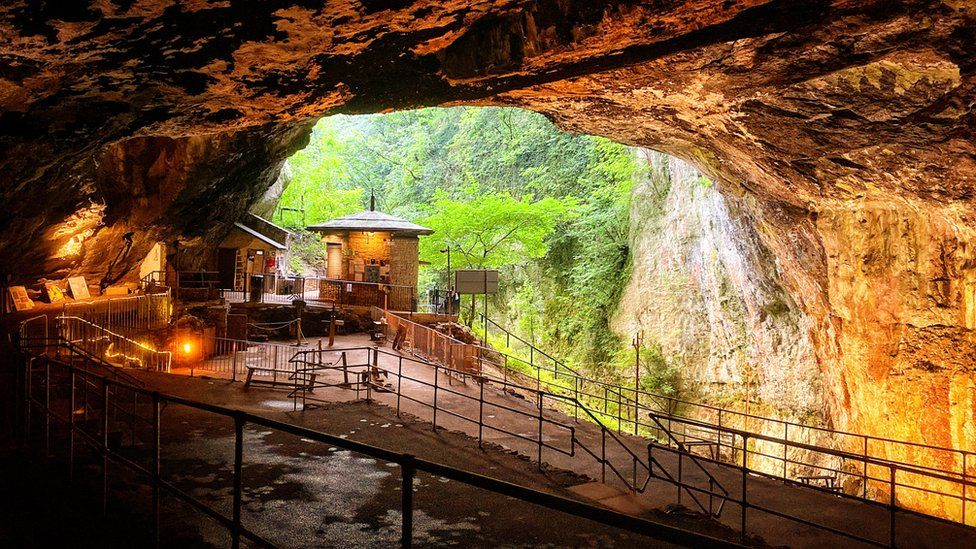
307 198 432 311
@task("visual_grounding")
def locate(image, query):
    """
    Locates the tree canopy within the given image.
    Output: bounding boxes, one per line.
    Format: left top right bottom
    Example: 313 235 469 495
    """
419 188 576 270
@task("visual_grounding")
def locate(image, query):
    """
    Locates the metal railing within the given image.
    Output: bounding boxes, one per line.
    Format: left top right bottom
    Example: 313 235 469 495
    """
475 313 976 526
293 340 976 547
376 309 480 374
56 316 172 372
185 337 314 382
59 289 171 336
648 412 976 547
17 354 739 549
286 345 724 516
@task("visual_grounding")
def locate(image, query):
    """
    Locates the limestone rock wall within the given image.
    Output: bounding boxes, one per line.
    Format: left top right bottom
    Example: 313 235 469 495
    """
616 150 976 517
613 151 821 420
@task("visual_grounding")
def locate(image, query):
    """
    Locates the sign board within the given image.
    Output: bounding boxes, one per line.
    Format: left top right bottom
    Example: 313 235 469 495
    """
455 269 499 294
67 276 91 300
44 282 66 303
9 286 34 311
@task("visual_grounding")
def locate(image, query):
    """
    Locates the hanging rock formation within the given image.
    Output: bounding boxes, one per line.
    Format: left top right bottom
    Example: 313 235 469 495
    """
2 0 975 502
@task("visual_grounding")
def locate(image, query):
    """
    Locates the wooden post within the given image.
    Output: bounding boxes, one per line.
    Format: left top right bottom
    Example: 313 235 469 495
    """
328 307 336 347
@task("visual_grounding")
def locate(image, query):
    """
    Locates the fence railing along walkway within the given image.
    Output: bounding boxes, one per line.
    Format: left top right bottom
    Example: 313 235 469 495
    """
57 289 172 336
286 345 726 518
474 313 976 528
55 316 172 372
16 353 737 549
277 342 976 547
20 311 976 547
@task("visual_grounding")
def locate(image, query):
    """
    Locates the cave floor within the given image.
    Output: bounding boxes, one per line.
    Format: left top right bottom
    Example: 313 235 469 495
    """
139 334 976 548
22 331 974 548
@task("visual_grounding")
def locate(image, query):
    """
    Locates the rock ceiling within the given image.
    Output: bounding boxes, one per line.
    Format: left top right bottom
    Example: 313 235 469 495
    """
2 0 975 487
2 0 973 282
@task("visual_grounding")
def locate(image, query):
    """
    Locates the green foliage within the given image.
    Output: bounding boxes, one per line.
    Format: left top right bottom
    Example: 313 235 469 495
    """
286 229 328 275
419 188 576 270
278 106 663 385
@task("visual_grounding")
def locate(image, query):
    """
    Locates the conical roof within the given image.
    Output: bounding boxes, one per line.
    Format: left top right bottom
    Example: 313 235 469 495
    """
307 209 433 235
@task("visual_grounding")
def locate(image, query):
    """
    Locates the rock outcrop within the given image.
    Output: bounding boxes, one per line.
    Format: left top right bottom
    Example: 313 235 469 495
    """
2 0 975 511
614 151 821 420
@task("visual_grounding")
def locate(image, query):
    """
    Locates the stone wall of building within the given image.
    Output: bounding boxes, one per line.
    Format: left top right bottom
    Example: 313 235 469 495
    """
389 237 419 288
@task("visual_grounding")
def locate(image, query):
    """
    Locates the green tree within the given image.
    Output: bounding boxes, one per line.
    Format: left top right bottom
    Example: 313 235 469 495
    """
419 188 576 270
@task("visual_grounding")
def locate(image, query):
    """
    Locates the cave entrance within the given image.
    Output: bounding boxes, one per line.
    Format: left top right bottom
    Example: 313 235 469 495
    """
267 105 644 372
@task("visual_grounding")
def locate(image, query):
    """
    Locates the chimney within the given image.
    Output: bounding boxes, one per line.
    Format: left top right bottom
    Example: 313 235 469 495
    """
370 189 375 211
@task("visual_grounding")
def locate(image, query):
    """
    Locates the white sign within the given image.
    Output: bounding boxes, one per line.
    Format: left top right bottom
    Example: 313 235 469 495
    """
68 276 91 300
455 269 499 294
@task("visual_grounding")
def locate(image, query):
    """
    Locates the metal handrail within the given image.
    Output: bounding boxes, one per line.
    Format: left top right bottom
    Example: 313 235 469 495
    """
648 412 976 547
479 313 581 377
648 414 730 515
288 346 710 504
19 355 740 549
56 315 172 372
478 315 975 464
470 314 976 525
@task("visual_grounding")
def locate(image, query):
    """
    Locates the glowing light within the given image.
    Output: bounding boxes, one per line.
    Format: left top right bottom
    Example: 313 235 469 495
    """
51 202 106 259
182 342 193 354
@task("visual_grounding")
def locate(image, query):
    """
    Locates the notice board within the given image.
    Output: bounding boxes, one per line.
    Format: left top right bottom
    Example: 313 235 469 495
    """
454 269 499 294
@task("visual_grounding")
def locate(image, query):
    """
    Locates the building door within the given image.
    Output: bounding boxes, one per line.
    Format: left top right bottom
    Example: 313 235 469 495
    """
217 248 237 290
326 243 342 278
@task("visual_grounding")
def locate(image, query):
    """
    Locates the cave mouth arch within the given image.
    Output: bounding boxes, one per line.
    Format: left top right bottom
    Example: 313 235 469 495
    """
2 0 974 526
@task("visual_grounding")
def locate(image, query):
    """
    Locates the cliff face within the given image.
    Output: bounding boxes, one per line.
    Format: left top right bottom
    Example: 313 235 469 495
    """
615 152 976 518
614 152 821 420
1 0 975 494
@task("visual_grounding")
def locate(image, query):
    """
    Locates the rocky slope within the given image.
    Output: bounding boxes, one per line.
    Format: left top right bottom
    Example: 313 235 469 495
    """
1 0 974 511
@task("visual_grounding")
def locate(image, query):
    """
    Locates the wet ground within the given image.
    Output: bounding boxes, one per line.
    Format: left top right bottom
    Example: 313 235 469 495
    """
5 366 740 548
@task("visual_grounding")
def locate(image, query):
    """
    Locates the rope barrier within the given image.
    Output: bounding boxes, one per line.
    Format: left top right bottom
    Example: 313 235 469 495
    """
246 319 300 330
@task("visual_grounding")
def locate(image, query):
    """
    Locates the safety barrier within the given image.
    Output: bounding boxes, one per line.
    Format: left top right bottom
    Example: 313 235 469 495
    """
61 290 171 335
184 337 314 382
376 308 481 375
56 316 172 373
17 354 738 549
476 313 976 527
287 345 722 515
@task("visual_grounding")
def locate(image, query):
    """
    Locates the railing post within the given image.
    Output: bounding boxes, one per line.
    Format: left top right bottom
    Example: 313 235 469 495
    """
963 453 968 526
574 377 579 423
397 356 403 417
782 423 789 482
101 378 110 517
401 455 415 549
537 396 543 470
69 368 76 483
677 451 683 504
889 465 896 548
231 341 238 383
478 379 485 447
151 393 161 549
432 366 439 431
232 415 244 549
44 361 50 460
863 436 869 499
601 426 607 483
741 433 749 545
